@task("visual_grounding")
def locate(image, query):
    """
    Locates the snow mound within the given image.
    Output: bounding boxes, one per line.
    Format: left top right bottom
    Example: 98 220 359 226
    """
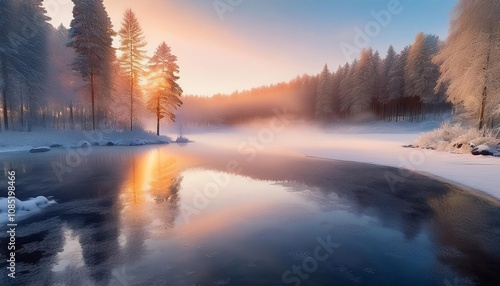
130 139 147 146
96 139 116 146
175 136 190 143
0 196 56 224
30 146 51 153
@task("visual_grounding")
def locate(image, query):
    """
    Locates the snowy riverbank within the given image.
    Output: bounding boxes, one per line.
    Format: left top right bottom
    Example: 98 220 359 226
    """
0 129 172 153
297 133 500 201
183 121 500 201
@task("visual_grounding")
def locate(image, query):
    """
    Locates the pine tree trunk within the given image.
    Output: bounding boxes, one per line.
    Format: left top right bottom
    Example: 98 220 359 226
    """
2 60 8 131
70 102 74 129
27 97 32 132
156 95 160 136
42 109 46 128
479 29 493 131
20 100 24 130
130 59 134 131
90 71 96 131
479 85 487 131
130 80 133 131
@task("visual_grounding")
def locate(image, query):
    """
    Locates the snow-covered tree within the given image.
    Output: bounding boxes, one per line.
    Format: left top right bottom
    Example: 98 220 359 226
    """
118 9 147 131
329 65 345 118
0 0 14 130
47 25 87 129
385 46 409 121
315 64 332 121
380 45 397 104
0 0 51 131
434 0 500 129
68 0 116 130
17 0 52 131
403 33 442 120
147 42 183 136
371 50 382 116
351 48 377 114
405 33 441 101
339 61 356 117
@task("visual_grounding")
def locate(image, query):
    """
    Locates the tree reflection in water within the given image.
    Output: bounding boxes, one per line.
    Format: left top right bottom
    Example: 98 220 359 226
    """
0 146 498 285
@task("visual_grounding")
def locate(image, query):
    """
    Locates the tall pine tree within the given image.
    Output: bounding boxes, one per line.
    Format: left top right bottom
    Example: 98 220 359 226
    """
68 0 115 130
351 48 377 114
315 64 332 121
147 42 183 136
118 9 147 131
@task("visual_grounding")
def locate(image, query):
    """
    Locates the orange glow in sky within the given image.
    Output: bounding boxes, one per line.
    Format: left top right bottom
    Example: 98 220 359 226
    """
44 0 305 97
43 0 455 97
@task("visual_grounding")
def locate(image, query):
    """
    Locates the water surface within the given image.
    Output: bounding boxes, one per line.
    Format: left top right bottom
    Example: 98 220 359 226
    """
0 145 499 286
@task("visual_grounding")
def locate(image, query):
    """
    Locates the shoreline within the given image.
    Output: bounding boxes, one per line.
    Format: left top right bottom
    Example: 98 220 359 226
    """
307 154 500 206
1 127 498 201
0 129 175 154
295 133 500 200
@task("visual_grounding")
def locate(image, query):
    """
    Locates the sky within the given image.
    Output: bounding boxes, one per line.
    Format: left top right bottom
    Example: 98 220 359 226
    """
43 0 459 96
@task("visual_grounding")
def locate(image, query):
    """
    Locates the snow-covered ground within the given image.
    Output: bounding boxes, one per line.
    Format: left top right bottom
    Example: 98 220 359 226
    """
181 120 500 201
0 129 171 153
296 133 499 201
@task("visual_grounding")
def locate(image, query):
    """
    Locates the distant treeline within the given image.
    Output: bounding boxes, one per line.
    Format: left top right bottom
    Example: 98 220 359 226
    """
180 32 451 126
182 0 500 131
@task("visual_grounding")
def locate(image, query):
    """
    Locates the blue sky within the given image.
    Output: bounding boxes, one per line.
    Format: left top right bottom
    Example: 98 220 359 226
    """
44 0 458 96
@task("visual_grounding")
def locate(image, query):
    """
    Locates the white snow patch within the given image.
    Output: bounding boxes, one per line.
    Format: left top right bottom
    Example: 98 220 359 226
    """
0 129 171 153
0 196 56 223
175 136 190 143
130 139 147 146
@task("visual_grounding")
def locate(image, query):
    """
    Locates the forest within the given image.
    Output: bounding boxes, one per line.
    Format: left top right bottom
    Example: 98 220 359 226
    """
0 0 182 135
